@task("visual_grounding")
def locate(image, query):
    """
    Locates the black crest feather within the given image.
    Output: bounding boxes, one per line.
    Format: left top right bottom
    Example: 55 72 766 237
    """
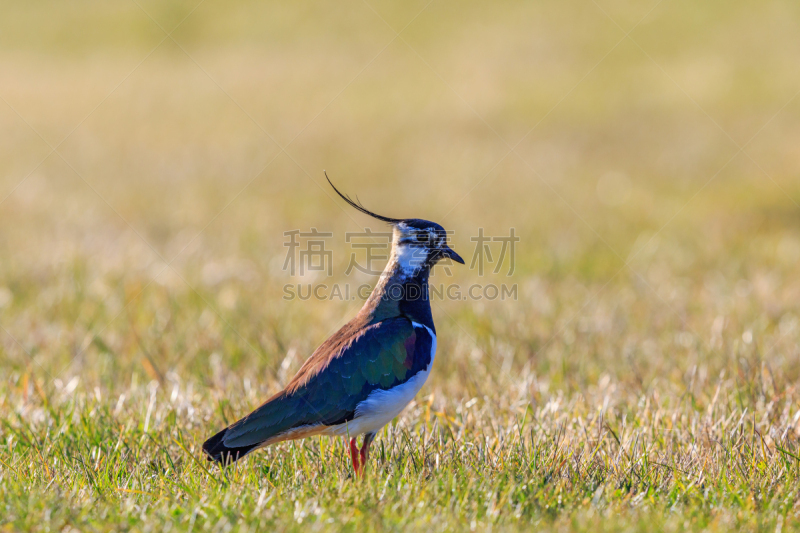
325 172 403 224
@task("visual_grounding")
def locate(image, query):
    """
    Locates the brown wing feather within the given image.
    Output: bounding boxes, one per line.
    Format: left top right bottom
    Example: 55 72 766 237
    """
284 312 372 393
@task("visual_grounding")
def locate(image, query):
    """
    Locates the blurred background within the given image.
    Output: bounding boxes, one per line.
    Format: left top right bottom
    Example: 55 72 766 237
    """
1 0 799 402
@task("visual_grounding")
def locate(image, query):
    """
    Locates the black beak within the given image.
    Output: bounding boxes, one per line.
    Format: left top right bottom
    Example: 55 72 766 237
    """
441 246 465 265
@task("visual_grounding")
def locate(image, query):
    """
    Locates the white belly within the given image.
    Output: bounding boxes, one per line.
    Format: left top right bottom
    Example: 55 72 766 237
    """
325 322 436 437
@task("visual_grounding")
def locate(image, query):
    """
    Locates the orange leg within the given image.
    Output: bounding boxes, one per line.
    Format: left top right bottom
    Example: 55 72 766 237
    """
359 433 375 476
349 437 361 476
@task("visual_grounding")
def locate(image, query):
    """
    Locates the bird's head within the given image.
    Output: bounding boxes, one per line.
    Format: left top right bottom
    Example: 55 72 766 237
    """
326 174 464 276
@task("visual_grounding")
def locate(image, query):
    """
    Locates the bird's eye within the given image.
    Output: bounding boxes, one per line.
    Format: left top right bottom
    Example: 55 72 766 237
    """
415 232 429 244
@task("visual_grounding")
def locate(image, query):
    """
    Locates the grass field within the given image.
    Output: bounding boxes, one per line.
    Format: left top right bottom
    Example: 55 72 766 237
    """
2 0 800 531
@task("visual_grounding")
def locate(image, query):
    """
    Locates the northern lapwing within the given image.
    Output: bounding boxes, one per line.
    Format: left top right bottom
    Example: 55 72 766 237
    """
202 176 464 476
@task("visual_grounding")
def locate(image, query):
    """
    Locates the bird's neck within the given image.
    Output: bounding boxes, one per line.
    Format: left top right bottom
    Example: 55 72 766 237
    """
358 242 435 331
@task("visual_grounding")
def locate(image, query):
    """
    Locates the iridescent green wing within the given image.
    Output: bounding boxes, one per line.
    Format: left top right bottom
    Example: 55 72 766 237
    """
217 317 434 452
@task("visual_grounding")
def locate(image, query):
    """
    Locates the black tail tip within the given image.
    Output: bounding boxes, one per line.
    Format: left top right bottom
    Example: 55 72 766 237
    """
202 428 257 465
201 429 226 463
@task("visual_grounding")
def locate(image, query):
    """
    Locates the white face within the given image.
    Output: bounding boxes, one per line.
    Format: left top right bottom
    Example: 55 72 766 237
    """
392 223 446 276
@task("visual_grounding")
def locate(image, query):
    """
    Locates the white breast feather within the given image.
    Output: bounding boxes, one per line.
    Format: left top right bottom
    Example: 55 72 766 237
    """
326 323 436 437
